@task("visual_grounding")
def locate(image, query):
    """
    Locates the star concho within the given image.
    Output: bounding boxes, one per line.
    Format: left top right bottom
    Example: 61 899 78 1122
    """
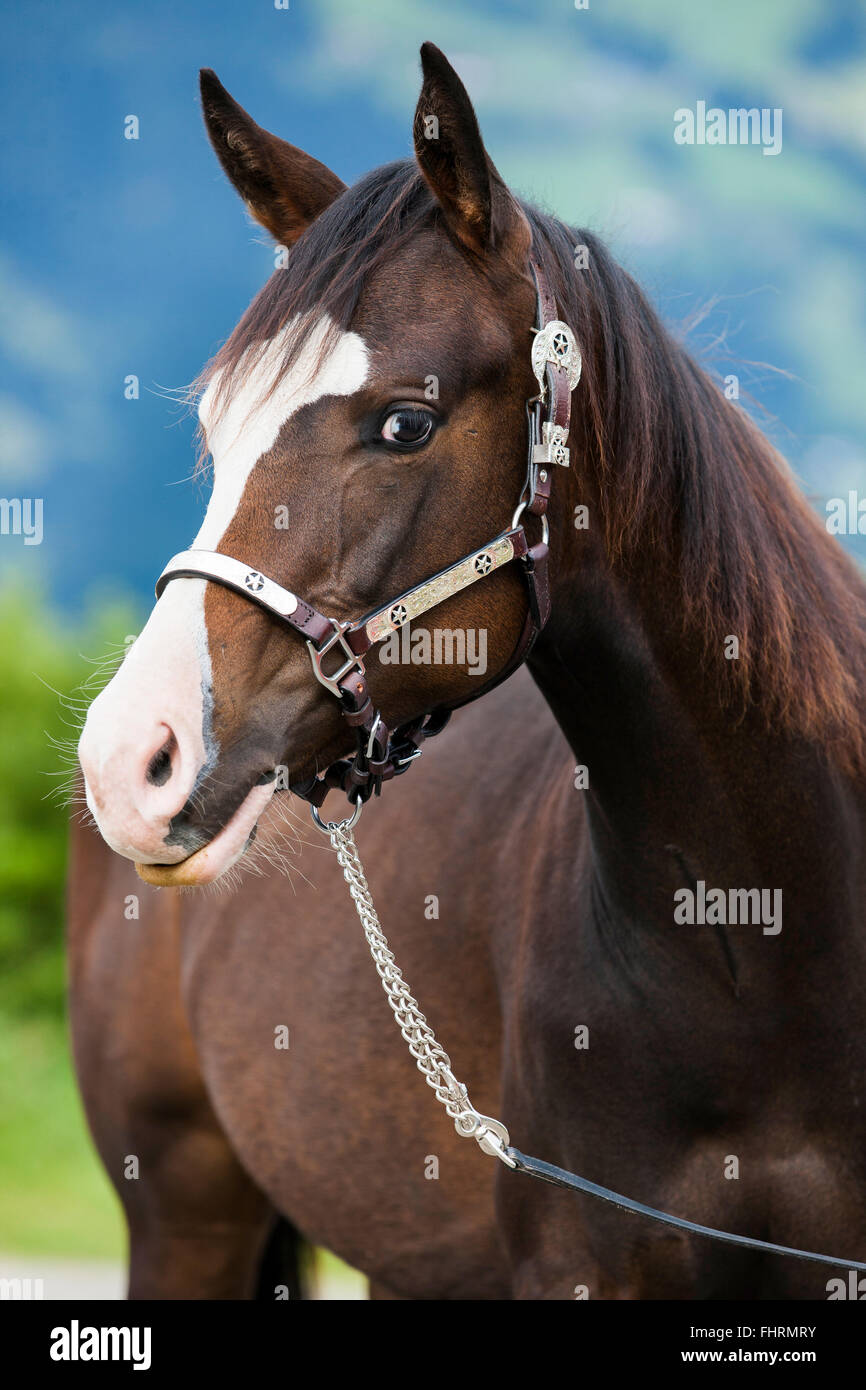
364 535 517 645
244 571 265 593
531 319 582 396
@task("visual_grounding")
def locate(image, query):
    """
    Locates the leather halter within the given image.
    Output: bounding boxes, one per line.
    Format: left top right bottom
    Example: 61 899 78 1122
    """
155 259 580 809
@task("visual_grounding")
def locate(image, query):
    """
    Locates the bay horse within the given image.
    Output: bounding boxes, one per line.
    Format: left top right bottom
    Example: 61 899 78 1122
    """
70 44 866 1299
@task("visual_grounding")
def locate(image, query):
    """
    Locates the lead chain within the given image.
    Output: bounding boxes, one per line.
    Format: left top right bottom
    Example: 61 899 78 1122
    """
321 818 514 1167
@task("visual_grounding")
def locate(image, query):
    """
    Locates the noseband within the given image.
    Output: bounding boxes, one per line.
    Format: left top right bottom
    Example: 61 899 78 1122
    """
155 259 579 810
152 257 866 1278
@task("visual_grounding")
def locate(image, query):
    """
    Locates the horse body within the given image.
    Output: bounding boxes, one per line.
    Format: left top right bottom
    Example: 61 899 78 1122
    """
70 675 542 1299
70 45 866 1298
70 639 866 1299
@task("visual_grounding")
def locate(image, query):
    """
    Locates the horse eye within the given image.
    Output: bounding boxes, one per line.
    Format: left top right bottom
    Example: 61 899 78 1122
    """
380 407 435 447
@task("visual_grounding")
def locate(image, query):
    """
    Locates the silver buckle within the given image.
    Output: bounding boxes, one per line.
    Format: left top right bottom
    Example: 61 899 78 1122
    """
306 621 365 699
393 746 423 769
532 421 570 468
365 714 385 760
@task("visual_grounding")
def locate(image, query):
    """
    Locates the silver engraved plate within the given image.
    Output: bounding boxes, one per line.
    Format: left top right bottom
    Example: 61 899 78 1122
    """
532 421 571 467
364 534 518 645
531 319 582 395
155 550 299 618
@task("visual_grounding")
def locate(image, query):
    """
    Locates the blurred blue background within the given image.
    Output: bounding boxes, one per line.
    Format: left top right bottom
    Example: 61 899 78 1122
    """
1 0 865 612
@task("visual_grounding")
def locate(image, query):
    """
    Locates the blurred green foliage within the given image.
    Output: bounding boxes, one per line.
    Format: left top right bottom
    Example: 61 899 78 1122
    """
0 584 139 1018
0 1013 125 1256
0 584 139 1256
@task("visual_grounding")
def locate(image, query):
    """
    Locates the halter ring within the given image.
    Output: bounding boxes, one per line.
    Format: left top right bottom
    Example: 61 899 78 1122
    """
511 500 550 546
311 794 364 835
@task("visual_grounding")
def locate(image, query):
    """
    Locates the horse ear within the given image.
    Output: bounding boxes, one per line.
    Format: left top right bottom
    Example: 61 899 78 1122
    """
413 43 530 264
199 69 346 245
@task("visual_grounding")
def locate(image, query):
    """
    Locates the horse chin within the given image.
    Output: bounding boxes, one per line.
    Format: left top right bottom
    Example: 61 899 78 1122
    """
135 781 275 887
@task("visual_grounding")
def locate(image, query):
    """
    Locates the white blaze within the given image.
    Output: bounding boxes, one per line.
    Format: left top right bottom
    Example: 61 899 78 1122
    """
79 315 369 861
195 315 369 548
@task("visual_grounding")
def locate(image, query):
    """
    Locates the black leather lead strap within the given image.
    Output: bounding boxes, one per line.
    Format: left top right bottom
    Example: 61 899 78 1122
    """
506 1147 866 1271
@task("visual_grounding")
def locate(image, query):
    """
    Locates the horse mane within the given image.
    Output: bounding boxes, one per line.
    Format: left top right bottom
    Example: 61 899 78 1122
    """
196 159 866 775
530 218 866 774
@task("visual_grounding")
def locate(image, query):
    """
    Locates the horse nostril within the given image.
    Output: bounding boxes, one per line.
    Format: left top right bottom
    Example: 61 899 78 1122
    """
146 732 177 787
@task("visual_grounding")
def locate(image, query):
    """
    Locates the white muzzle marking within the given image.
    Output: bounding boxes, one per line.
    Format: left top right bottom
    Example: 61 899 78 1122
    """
78 315 370 871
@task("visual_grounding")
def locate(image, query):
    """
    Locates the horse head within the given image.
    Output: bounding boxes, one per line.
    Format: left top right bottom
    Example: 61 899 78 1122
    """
78 45 574 885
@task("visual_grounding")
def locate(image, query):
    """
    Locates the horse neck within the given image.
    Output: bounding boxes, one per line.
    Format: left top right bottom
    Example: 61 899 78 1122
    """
525 323 866 960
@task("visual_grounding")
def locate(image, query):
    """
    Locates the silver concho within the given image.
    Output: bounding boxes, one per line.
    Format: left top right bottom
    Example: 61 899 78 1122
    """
532 421 571 468
364 534 517 646
244 571 265 592
531 319 582 395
